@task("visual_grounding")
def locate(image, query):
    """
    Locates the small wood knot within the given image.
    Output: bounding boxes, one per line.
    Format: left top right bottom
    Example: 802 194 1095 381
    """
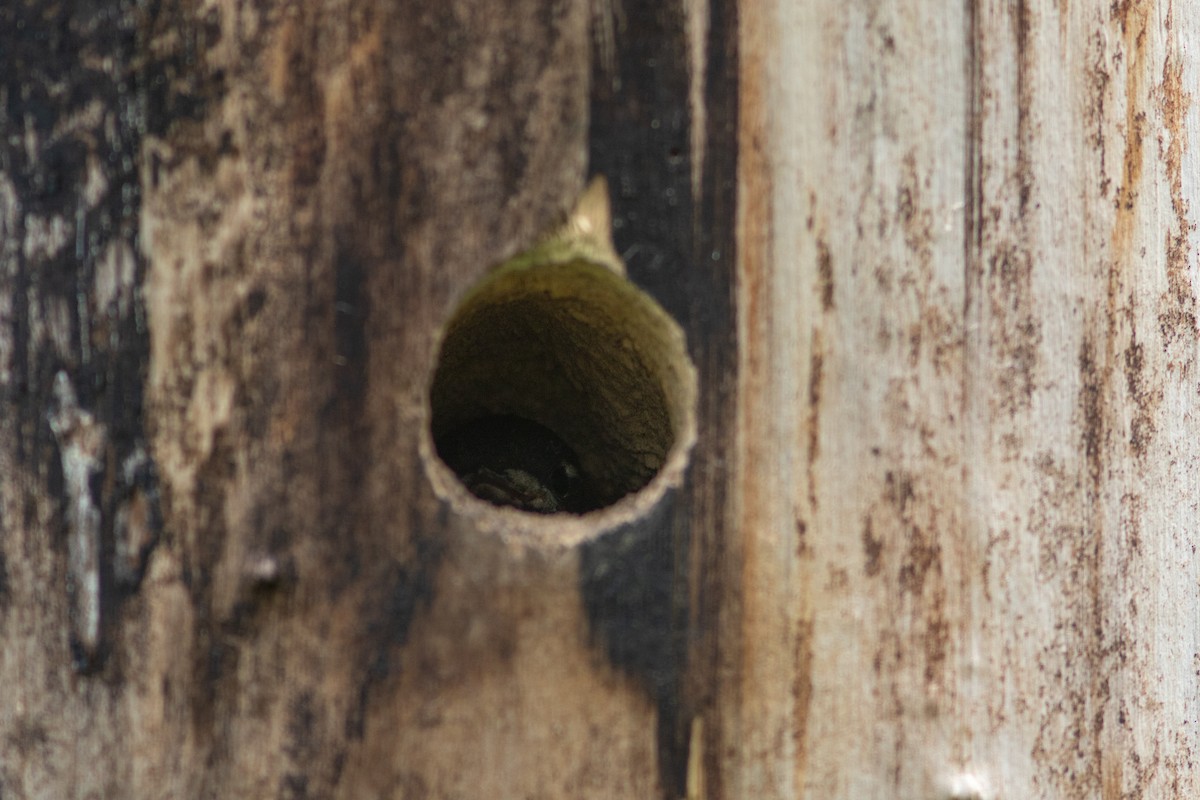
245 554 283 588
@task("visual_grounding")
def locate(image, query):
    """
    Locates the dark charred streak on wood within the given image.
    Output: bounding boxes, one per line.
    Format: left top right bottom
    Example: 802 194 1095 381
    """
1078 337 1106 493
862 518 883 578
330 234 370 418
285 690 321 768
0 549 9 613
346 538 444 740
962 0 984 320
1 0 172 674
1014 0 1034 217
691 1 738 796
585 0 737 796
580 497 688 797
585 0 692 788
1122 325 1157 460
805 336 824 531
816 237 834 312
791 619 814 780
588 1 695 321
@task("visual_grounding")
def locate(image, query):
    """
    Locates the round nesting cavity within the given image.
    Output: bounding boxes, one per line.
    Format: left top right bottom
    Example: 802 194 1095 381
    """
429 255 696 515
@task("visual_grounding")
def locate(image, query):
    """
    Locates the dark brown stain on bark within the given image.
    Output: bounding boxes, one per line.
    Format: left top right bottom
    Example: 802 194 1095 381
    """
1078 337 1106 492
1122 327 1159 458
987 245 1041 416
805 336 824 538
0 0 199 670
792 619 814 793
862 518 883 578
585 0 739 793
817 237 835 311
862 467 950 709
1157 9 1197 348
580 501 686 792
1014 0 1036 217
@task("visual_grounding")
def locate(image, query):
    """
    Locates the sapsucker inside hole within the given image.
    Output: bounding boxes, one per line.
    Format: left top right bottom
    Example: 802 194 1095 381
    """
435 415 588 514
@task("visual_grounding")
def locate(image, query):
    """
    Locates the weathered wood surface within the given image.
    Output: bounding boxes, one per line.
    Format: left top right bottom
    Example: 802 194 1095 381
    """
1 0 1199 798
732 0 1200 797
1 0 729 797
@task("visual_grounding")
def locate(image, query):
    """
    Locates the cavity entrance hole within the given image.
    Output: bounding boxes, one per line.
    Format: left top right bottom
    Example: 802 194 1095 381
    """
428 246 696 516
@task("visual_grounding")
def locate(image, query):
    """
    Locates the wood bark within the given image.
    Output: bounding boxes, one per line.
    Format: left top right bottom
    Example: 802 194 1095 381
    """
1 0 1198 798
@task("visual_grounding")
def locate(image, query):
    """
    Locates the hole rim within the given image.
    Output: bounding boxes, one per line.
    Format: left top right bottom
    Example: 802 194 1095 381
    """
420 261 698 547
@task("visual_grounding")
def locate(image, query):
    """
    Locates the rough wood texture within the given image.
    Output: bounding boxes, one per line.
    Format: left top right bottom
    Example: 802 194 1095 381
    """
3 0 1199 798
732 0 1200 797
2 0 727 797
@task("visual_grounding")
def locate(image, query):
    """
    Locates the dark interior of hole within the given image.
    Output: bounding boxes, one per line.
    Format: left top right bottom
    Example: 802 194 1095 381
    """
435 414 588 513
431 289 675 514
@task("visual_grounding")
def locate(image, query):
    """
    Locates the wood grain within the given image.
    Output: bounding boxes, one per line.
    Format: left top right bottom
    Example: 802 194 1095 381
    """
730 0 1200 797
3 0 1200 797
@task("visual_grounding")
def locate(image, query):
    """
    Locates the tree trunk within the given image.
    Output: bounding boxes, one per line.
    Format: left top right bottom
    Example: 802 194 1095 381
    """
1 0 1197 798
